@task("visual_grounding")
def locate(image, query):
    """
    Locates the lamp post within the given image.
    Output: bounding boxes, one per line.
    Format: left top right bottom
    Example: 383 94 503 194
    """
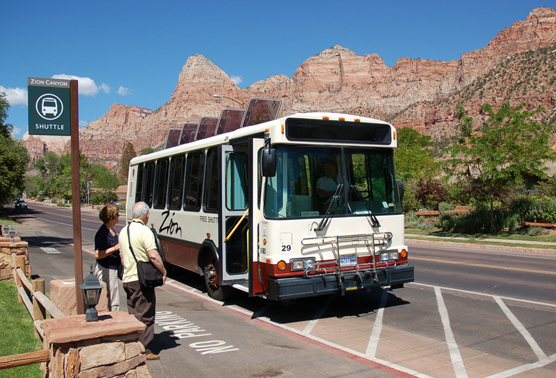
87 180 93 206
80 266 103 322
3 224 9 238
213 94 245 108
9 226 15 243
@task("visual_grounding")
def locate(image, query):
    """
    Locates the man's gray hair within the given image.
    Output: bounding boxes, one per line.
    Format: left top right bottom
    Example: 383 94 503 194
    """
132 201 150 219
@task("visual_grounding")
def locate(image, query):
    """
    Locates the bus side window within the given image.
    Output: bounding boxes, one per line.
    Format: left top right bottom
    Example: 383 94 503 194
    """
204 149 218 213
184 152 205 211
168 154 185 210
144 162 155 207
135 164 144 204
153 158 169 209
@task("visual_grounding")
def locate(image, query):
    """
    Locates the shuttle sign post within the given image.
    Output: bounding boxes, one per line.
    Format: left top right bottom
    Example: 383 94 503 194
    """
28 77 71 136
28 76 85 314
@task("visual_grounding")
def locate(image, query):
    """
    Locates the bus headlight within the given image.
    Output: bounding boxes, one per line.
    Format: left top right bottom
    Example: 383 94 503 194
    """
380 250 399 262
290 258 316 271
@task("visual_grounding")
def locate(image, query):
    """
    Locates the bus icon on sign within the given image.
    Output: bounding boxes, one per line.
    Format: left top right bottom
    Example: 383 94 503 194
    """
41 97 58 117
35 93 64 121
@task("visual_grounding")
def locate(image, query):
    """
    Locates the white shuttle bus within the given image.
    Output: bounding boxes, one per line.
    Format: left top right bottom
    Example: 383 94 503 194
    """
126 101 414 301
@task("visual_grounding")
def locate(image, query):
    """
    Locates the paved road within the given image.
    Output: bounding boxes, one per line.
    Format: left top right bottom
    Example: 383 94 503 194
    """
8 202 556 377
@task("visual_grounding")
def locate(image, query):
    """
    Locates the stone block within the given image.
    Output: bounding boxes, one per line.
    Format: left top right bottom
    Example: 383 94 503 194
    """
50 279 108 316
66 348 80 377
41 312 146 345
135 364 151 378
80 342 125 370
49 347 65 378
125 342 142 360
77 354 146 378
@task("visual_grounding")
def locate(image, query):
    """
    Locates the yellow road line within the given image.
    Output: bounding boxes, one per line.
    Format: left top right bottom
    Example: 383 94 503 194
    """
411 256 556 276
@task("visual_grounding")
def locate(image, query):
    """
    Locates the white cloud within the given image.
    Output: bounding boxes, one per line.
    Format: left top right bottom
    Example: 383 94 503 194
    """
117 86 131 96
231 76 243 85
79 120 89 127
12 125 24 135
51 74 102 96
99 83 111 94
0 86 28 106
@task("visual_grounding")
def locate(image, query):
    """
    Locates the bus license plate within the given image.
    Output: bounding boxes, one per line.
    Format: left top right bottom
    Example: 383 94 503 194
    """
340 254 357 267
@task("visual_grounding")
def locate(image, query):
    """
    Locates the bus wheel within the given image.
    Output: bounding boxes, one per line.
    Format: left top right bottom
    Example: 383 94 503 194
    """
204 258 233 301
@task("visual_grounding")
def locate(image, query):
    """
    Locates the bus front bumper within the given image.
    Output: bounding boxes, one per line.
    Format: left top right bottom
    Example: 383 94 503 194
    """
267 264 414 301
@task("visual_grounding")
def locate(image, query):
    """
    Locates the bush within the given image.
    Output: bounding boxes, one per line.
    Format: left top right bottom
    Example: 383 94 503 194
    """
438 213 456 231
439 208 504 234
438 202 454 214
506 216 519 233
520 226 549 236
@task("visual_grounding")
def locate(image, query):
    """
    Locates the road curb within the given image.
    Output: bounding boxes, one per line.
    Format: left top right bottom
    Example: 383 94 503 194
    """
406 237 556 256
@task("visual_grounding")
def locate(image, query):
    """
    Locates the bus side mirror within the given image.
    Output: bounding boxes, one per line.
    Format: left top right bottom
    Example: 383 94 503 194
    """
397 179 404 202
262 148 277 177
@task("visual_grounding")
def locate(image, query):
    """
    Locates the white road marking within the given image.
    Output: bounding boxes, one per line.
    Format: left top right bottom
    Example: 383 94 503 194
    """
40 247 61 254
411 282 556 308
485 353 556 378
435 286 468 378
365 288 389 358
493 296 548 361
302 294 335 335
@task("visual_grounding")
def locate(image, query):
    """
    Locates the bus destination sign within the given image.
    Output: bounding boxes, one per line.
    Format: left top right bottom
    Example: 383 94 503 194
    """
28 77 71 136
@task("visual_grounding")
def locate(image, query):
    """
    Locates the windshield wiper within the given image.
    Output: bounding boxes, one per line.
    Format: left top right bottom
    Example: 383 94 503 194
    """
350 185 380 227
315 184 344 232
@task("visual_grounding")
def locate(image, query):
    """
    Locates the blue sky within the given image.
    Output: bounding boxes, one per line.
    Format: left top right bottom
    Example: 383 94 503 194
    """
2 0 554 140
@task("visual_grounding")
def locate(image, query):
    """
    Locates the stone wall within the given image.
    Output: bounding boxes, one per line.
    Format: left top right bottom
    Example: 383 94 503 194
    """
48 338 150 378
41 312 150 378
0 238 30 281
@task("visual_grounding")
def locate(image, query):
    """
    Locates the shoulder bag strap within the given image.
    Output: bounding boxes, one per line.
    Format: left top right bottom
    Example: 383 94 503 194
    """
126 224 138 263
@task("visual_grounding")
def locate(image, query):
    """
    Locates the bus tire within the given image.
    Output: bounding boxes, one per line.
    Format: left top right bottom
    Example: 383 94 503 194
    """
203 257 234 301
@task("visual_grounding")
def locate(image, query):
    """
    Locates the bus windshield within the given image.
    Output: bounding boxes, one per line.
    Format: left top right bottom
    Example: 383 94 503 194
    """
264 146 402 219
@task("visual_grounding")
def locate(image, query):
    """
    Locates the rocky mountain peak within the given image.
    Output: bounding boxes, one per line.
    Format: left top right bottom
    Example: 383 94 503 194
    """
316 45 357 57
177 54 235 85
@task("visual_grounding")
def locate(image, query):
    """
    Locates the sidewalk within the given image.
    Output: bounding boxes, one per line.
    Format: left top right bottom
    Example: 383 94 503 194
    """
406 233 556 255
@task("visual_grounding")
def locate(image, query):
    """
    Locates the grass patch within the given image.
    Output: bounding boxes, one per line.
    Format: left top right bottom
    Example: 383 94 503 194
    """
0 216 19 226
0 280 42 378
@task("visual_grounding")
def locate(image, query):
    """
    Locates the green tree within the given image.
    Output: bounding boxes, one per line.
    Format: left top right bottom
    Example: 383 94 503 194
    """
445 102 556 233
139 147 155 156
32 151 62 200
119 142 136 184
90 163 120 204
54 151 92 201
394 127 438 181
0 93 30 205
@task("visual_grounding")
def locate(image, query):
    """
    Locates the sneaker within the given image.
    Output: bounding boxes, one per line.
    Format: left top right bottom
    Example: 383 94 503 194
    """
145 352 159 360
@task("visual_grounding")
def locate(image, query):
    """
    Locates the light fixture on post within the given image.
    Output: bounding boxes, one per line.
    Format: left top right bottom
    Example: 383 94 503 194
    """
213 94 245 108
8 226 15 243
80 266 103 322
87 180 93 206
3 224 9 238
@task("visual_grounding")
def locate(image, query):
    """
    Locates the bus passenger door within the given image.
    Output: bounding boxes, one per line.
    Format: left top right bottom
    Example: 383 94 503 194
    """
249 138 266 297
219 145 250 284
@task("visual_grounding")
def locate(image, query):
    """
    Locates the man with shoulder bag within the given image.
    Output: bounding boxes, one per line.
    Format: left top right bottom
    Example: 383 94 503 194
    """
119 201 167 360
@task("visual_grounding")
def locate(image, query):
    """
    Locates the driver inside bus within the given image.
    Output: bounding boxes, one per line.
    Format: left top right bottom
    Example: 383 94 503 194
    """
317 162 347 205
